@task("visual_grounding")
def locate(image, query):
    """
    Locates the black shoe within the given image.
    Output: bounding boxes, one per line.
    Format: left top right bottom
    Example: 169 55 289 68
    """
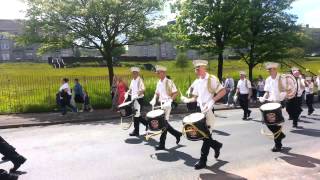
176 135 182 145
0 169 18 180
247 110 251 117
242 117 247 120
1 156 9 161
214 142 223 159
308 110 314 115
194 160 207 170
10 156 26 173
271 146 282 152
288 117 292 120
293 124 298 128
129 131 139 137
155 145 165 151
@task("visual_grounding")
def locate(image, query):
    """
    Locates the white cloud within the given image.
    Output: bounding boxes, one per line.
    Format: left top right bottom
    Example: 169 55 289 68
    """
301 9 320 28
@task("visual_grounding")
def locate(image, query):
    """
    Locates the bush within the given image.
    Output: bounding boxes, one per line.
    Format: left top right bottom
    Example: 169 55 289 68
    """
175 52 189 69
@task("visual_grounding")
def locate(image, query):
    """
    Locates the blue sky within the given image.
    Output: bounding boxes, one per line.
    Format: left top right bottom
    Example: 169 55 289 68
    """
0 0 319 28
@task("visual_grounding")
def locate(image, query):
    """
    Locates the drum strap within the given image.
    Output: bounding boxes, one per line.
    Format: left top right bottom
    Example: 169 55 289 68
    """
120 116 134 130
261 125 283 139
207 75 220 94
165 79 173 96
145 128 166 141
182 123 209 139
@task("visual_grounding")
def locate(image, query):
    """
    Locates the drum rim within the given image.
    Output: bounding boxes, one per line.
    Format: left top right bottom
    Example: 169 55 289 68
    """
183 112 205 123
146 109 165 118
260 102 281 111
118 101 133 108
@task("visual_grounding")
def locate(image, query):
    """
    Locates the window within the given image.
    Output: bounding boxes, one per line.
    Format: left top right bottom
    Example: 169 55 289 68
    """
1 42 10 50
2 53 10 60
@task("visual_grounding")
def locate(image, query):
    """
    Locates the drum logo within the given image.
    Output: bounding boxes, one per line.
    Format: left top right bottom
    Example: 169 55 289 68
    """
150 119 159 129
266 113 276 123
186 126 197 138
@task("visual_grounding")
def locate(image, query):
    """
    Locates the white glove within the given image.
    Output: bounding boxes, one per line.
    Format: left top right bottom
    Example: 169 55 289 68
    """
186 88 191 97
162 99 173 108
181 96 193 103
233 95 238 103
202 100 215 113
258 97 266 103
124 91 129 100
279 92 287 101
149 95 156 106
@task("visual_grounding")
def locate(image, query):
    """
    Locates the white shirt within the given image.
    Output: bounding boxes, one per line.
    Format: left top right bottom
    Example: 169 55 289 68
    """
155 77 177 102
59 83 71 95
237 78 252 94
296 77 305 97
305 82 314 94
192 73 224 106
224 78 234 89
129 76 145 99
264 74 296 102
316 77 320 91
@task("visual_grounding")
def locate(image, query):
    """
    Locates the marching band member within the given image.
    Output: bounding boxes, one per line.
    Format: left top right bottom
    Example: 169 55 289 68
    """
181 60 226 169
125 67 148 136
149 65 182 150
305 77 315 115
316 72 320 102
291 67 305 128
235 71 252 120
259 62 296 152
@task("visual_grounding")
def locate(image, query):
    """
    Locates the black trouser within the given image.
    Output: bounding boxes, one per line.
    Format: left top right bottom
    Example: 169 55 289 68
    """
200 134 222 162
0 136 22 164
306 94 315 114
159 121 182 147
239 94 250 118
266 125 285 148
286 97 300 126
0 169 17 180
132 98 148 133
297 96 303 113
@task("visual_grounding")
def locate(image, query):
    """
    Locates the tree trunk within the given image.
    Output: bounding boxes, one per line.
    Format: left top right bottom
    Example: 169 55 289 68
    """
248 63 254 82
104 51 114 90
217 52 223 81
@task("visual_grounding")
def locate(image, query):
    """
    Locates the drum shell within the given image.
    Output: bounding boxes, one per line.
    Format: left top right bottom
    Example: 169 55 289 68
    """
118 103 133 118
183 117 208 141
147 114 166 131
260 107 284 125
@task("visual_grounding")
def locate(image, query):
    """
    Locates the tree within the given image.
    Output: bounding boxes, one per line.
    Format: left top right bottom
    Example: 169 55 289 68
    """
232 0 300 81
176 0 246 80
175 51 189 69
19 0 164 88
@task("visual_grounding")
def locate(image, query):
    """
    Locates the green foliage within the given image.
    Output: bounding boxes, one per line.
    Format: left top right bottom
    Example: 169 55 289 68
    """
175 52 189 69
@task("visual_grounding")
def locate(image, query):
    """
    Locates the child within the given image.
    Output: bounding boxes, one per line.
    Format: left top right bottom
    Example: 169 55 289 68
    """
83 89 94 112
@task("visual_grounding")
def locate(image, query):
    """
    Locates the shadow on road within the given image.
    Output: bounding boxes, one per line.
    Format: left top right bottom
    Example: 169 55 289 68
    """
212 130 231 136
279 147 320 168
290 128 320 137
152 145 198 167
199 160 247 180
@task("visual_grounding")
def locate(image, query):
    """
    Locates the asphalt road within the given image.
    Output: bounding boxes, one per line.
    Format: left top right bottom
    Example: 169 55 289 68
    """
1 107 320 180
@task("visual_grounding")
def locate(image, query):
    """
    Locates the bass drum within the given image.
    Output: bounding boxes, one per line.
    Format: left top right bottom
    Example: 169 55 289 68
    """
260 103 284 125
182 113 209 141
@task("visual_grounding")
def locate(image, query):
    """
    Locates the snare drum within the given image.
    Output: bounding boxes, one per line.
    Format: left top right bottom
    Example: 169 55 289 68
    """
182 113 209 141
146 109 166 131
259 103 284 125
118 101 133 118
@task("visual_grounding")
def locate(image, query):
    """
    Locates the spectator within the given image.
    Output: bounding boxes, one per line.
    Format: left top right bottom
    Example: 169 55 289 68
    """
83 89 94 112
58 78 77 115
117 76 128 106
223 75 235 107
73 78 84 111
256 75 265 97
316 74 320 102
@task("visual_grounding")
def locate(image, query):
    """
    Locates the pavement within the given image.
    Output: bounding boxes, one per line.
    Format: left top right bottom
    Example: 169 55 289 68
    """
0 103 254 129
1 107 319 180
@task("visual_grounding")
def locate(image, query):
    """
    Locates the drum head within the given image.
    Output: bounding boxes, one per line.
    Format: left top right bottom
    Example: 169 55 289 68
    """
183 113 205 123
146 109 165 118
260 103 281 111
118 101 132 108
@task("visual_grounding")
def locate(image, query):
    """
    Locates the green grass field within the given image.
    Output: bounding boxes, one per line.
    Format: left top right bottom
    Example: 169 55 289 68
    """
0 58 319 113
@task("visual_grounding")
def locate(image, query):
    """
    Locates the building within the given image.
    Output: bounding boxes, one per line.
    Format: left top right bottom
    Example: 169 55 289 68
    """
128 41 199 60
0 19 39 61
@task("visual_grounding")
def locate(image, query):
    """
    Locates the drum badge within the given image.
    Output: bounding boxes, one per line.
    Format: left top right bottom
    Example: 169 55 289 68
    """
266 113 276 123
150 120 159 129
186 126 197 137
